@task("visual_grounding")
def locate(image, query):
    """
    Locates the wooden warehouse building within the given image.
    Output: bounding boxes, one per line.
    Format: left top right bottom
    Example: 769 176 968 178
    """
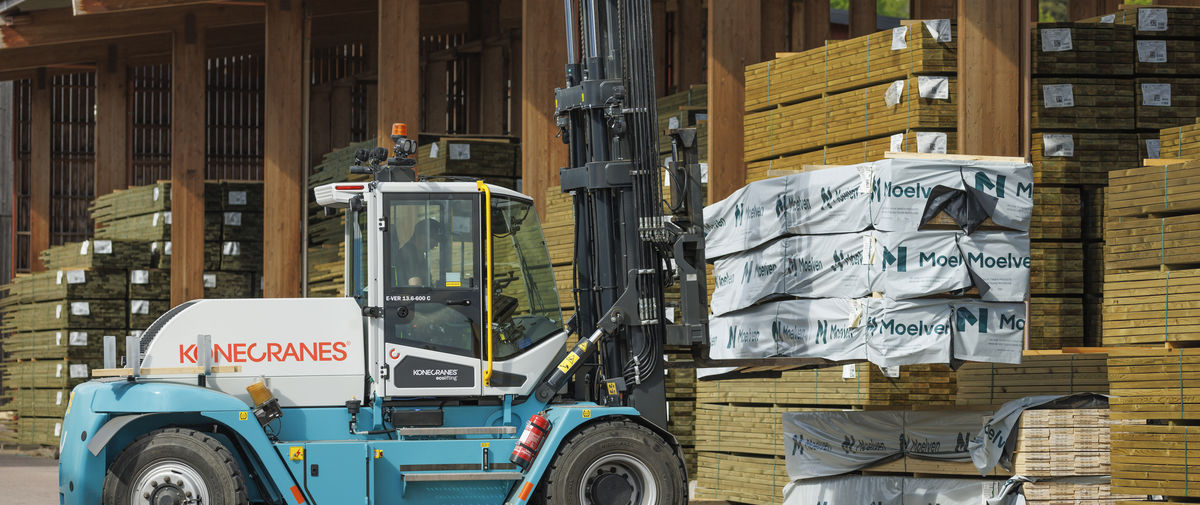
0 0 1139 304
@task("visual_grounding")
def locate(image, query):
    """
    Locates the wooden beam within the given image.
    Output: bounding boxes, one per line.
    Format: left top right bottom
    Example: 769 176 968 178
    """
708 0 760 202
957 0 1023 157
95 44 128 199
29 71 50 273
263 0 306 298
521 0 566 216
377 0 420 146
674 0 704 90
849 0 876 37
0 4 262 49
72 0 247 15
910 0 956 19
761 0 790 60
0 34 171 73
170 18 206 306
800 0 829 51
652 0 667 96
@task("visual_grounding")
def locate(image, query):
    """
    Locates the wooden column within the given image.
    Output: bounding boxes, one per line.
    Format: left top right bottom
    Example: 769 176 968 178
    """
480 44 507 134
0 81 12 282
263 0 306 298
762 0 791 59
509 36 522 136
377 0 420 146
95 44 128 199
170 18 206 305
652 0 667 96
849 0 877 37
30 70 50 273
707 0 761 202
957 0 1023 157
911 0 956 19
521 0 566 216
799 0 830 51
309 84 331 166
674 0 705 89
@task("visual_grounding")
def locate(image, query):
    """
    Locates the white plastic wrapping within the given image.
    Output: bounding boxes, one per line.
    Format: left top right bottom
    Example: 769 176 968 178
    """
783 475 1008 505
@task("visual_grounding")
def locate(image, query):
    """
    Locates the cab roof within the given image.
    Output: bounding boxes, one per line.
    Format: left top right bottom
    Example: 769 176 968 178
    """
314 181 533 208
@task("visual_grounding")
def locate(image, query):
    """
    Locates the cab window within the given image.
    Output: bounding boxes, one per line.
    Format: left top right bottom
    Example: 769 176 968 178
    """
489 197 564 359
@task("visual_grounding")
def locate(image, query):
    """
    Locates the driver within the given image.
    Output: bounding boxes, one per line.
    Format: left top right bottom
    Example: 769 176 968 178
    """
393 218 442 287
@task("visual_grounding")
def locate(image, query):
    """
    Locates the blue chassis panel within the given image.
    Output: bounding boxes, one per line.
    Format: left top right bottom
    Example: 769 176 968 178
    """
58 380 638 505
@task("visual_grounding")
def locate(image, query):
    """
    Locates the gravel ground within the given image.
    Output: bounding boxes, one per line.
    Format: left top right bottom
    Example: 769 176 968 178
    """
0 452 59 505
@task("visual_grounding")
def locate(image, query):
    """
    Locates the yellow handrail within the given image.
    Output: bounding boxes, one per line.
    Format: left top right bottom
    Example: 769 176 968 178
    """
476 181 494 387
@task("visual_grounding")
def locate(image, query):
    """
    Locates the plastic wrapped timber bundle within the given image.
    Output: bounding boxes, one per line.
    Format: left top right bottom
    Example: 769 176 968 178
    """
871 156 1033 233
782 475 1007 505
709 230 1030 315
709 297 1026 366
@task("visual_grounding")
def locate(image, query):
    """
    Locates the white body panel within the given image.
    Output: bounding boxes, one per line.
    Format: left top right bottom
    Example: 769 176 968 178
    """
139 298 365 407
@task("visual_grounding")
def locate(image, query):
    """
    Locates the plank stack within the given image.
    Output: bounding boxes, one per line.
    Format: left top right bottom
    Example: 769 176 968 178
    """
1030 21 1137 347
657 84 708 166
1161 119 1200 159
414 137 520 190
664 346 697 477
956 352 1110 406
306 140 372 297
743 20 958 184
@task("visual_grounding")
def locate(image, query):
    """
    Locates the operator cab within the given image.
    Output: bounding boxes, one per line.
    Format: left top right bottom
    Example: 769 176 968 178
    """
314 181 567 400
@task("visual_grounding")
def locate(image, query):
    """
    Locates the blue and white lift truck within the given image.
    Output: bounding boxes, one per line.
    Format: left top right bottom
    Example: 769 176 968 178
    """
56 1 711 504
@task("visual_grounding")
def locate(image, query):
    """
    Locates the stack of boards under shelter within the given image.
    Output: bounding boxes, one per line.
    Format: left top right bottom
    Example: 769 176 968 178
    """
1029 20 1139 347
414 136 521 190
743 19 958 185
306 140 372 297
704 153 1034 366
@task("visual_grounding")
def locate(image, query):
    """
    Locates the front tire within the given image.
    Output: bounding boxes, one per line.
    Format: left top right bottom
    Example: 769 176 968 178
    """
539 419 686 505
102 427 248 505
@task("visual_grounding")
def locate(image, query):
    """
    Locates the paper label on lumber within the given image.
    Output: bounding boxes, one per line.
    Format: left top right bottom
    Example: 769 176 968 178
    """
890 133 904 153
1042 84 1074 108
704 164 872 258
842 364 857 378
228 191 247 206
918 76 949 99
668 116 680 130
130 270 149 284
164 242 172 255
94 240 112 254
950 301 1026 365
699 163 708 184
203 274 217 288
881 365 900 377
710 233 872 316
1141 83 1171 106
56 304 62 319
153 186 161 201
782 410 982 480
872 158 1034 233
884 80 905 107
429 143 439 158
224 212 242 226
152 212 162 227
916 132 947 154
131 300 149 314
1100 14 1115 23
1139 8 1167 31
69 364 88 379
1137 40 1167 63
56 392 63 405
873 231 973 299
1042 134 1074 157
1146 138 1161 159
56 363 63 378
708 298 867 361
55 332 62 346
864 297 952 366
65 270 86 284
80 241 89 255
71 302 90 316
924 19 952 42
891 26 908 50
223 242 241 256
54 422 62 437
449 143 471 160
783 475 1003 505
68 331 87 346
1040 28 1073 52
956 231 1031 302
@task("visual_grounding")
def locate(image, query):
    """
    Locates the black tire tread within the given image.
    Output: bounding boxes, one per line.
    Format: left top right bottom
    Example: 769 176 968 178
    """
538 419 687 505
102 427 249 505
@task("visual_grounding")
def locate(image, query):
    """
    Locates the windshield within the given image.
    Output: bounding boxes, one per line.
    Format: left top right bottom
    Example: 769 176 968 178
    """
490 197 564 358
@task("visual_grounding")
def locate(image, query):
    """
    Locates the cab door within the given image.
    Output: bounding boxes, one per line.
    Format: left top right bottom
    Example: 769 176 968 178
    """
380 193 484 397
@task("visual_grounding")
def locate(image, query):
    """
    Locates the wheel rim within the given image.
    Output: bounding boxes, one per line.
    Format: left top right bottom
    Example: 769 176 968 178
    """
128 458 210 505
578 453 658 505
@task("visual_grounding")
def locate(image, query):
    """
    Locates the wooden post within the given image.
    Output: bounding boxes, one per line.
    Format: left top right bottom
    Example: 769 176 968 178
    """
30 70 50 272
849 0 877 37
95 44 128 199
0 81 11 282
708 0 761 202
674 0 705 90
263 0 306 298
799 0 830 51
957 0 1023 157
170 16 206 305
911 0 956 19
509 36 522 136
480 44 507 134
521 0 566 216
377 0 420 146
762 0 791 59
652 0 667 96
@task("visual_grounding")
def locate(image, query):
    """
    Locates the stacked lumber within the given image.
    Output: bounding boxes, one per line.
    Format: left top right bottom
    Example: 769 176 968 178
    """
1030 297 1085 349
306 140 372 297
657 85 708 159
1030 187 1082 241
693 452 789 505
1160 120 1200 159
1030 133 1141 186
695 364 956 407
956 352 1109 406
1032 23 1135 76
1013 408 1135 477
414 137 519 189
744 131 959 183
1031 78 1136 131
664 346 696 476
1022 481 1142 505
1086 5 1200 39
1030 241 1084 295
1135 77 1200 130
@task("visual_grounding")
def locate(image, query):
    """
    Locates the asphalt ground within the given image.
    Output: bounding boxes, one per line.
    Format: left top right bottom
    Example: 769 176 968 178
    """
0 452 59 505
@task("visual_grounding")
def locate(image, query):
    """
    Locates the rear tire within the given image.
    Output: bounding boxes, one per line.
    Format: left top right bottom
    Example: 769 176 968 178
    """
102 427 248 505
538 419 686 505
